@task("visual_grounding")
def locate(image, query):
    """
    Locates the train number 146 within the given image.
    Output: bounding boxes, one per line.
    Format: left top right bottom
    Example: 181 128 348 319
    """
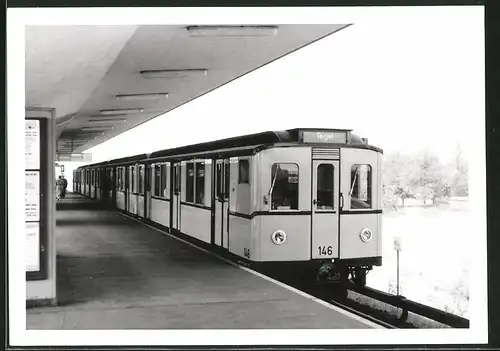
318 246 333 256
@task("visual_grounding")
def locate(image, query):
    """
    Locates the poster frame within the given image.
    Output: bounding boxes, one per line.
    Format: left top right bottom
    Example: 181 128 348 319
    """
26 117 47 281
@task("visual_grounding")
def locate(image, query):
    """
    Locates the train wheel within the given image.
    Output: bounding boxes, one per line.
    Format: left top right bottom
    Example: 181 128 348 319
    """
353 268 367 287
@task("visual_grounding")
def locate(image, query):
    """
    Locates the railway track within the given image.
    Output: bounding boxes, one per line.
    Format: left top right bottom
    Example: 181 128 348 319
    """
260 270 469 329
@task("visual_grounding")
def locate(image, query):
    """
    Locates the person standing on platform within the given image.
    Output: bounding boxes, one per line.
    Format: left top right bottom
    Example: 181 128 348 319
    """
55 176 64 201
101 173 111 209
61 175 68 198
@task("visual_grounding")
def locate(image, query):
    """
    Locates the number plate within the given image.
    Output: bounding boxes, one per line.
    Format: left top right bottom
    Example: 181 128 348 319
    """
318 246 333 256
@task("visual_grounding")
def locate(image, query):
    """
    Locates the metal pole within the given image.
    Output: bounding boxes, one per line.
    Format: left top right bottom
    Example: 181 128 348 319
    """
397 250 400 296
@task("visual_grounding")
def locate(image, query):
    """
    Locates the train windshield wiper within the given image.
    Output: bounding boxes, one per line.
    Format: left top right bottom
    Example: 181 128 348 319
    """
269 166 279 196
349 165 359 196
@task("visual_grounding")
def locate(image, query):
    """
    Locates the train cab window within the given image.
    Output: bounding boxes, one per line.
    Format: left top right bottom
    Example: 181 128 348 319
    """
154 165 161 196
350 164 372 209
317 164 334 210
195 162 205 204
239 159 249 184
270 163 299 210
186 163 195 202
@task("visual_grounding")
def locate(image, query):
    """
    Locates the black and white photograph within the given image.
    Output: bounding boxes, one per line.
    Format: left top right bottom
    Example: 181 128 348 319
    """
7 4 488 347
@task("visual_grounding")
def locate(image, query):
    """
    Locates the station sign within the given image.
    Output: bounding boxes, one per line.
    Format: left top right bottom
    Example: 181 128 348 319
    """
301 131 348 144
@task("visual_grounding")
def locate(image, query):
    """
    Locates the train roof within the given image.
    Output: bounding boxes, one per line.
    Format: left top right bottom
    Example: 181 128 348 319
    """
76 128 382 170
78 153 149 169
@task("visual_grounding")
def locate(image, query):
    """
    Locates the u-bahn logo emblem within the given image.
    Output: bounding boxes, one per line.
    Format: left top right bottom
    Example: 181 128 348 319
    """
271 230 287 245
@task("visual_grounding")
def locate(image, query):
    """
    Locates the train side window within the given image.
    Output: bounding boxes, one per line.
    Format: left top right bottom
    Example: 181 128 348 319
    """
131 167 136 193
138 166 144 195
216 163 222 199
195 162 205 204
161 164 167 198
270 163 299 210
224 162 230 200
350 164 372 209
119 168 124 191
317 164 334 210
122 168 125 191
173 164 180 195
154 165 160 196
186 163 195 202
239 159 249 184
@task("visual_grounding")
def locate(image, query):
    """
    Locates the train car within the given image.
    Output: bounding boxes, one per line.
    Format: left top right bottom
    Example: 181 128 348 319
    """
76 128 383 286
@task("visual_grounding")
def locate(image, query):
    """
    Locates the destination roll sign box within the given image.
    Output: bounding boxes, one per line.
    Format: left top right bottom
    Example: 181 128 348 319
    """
301 130 348 144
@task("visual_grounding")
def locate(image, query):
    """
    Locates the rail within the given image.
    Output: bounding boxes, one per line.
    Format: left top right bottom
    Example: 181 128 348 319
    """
345 282 470 328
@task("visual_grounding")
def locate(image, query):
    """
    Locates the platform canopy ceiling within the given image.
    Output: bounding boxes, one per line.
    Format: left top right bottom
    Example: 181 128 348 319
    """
25 24 350 156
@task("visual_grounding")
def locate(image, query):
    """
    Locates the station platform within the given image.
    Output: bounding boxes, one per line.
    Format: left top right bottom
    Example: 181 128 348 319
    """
27 193 379 330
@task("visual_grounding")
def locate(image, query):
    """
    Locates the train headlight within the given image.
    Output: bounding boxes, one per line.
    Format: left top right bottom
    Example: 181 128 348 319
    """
271 230 287 245
359 228 372 243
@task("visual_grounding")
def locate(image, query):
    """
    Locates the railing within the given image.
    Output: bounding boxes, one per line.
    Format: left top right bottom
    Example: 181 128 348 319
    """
345 282 470 328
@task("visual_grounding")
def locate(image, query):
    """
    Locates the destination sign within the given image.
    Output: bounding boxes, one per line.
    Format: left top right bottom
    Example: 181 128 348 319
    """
302 131 347 144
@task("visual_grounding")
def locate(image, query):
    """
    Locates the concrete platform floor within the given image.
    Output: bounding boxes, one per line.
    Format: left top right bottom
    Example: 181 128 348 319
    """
27 193 376 329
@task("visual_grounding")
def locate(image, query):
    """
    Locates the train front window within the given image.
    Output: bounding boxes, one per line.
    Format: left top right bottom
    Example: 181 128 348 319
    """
239 159 249 184
350 164 372 209
317 164 334 210
270 163 299 210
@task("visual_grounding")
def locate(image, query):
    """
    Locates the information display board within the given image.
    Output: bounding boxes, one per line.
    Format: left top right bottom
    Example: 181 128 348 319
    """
25 120 40 170
25 118 47 280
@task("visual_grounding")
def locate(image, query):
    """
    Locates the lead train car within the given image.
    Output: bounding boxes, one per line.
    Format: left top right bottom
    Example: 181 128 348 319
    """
74 128 383 285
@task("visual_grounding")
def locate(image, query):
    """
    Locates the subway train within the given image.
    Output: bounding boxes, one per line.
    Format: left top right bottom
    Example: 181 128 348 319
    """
74 128 383 286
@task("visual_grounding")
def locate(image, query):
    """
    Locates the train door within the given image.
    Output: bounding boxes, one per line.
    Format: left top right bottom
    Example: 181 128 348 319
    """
172 162 181 231
125 166 130 212
339 148 380 259
311 160 340 259
144 164 152 220
111 167 116 207
214 159 230 249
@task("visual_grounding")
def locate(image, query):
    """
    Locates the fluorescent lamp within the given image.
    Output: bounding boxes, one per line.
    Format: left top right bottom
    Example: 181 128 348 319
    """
88 118 127 124
116 93 168 101
80 126 114 131
186 25 278 38
75 133 104 137
100 108 143 115
140 69 207 79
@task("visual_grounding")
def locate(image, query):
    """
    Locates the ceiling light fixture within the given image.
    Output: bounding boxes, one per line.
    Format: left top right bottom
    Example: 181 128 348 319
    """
80 126 114 131
88 118 127 124
140 69 207 79
116 93 169 101
186 25 278 38
75 132 104 136
100 108 144 115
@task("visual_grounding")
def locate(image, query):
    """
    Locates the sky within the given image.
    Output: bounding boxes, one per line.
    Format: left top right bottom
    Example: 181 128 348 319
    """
85 16 484 165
